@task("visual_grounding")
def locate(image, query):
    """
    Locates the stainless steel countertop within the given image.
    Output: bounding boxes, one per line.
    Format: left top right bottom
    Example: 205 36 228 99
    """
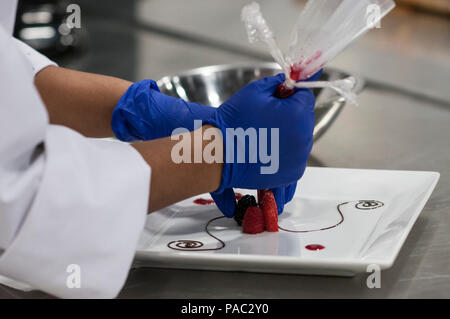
1 0 448 299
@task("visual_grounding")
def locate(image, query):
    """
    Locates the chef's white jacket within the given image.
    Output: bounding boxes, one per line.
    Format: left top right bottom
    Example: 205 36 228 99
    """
0 1 151 298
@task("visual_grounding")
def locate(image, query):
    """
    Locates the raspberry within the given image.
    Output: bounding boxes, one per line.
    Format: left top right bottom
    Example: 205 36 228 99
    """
261 191 278 232
257 190 270 205
242 206 265 234
234 195 257 226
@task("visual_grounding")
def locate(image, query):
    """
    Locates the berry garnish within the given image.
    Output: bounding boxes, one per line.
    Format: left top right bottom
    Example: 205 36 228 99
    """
233 195 257 226
261 191 278 232
242 206 265 234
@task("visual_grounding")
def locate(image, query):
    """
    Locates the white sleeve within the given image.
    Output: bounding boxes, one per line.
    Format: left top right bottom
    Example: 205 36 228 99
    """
13 38 58 76
0 26 151 298
0 0 17 35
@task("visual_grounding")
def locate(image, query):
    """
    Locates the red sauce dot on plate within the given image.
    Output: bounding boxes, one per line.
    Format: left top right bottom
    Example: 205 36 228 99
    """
193 198 215 205
305 244 325 251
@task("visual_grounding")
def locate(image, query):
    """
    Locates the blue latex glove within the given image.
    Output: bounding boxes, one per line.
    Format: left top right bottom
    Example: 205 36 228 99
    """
207 73 317 217
111 79 216 142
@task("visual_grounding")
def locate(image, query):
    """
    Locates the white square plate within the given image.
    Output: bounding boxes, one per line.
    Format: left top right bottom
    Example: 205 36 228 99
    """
135 167 440 277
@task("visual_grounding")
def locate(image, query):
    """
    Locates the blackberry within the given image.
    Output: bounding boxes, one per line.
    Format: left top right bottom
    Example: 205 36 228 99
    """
234 195 257 226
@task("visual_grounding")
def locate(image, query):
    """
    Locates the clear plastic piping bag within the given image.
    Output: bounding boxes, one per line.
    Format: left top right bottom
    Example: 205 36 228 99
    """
241 3 290 75
241 0 396 104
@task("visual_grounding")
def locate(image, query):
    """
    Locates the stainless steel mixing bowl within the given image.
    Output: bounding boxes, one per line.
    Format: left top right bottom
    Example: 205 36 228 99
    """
157 63 365 141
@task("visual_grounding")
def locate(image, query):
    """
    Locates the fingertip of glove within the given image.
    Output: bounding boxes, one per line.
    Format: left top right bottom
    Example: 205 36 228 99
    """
276 202 284 215
286 184 297 202
211 189 237 218
292 87 316 105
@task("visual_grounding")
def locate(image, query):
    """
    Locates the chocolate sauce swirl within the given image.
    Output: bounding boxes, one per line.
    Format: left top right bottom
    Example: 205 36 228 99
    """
167 216 226 251
355 200 384 210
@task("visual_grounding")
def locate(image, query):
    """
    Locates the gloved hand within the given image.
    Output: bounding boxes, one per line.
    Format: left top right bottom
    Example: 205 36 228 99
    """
206 73 317 217
111 79 216 142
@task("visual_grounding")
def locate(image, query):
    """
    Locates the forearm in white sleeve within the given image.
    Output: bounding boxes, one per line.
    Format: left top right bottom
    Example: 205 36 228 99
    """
0 26 152 298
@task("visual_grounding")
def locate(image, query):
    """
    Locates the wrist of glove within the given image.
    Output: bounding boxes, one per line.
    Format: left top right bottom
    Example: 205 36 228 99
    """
112 79 216 142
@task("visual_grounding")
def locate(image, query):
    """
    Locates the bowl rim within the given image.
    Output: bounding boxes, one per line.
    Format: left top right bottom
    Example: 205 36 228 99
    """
157 62 365 95
156 62 366 142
